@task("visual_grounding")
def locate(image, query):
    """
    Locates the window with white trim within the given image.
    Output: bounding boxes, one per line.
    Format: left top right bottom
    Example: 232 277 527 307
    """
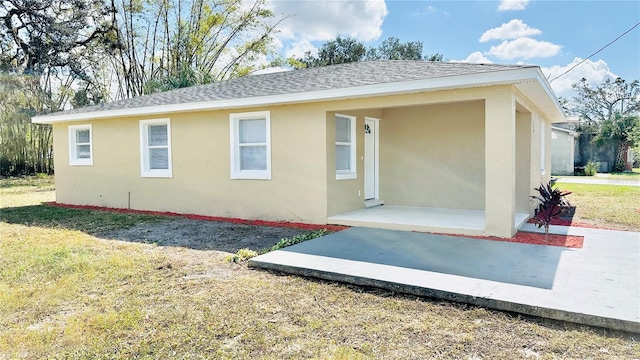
69 124 93 166
540 121 546 175
335 114 356 180
140 119 172 178
230 111 271 179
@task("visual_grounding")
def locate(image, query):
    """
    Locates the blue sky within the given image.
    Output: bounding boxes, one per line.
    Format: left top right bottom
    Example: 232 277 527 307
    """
268 0 640 98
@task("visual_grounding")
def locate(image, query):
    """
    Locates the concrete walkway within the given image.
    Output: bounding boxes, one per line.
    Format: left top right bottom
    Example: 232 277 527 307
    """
555 176 640 186
249 225 640 333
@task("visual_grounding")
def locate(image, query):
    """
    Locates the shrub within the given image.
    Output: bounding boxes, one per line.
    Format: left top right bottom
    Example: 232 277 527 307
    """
584 161 598 176
530 182 572 240
263 229 328 253
613 160 626 173
226 248 258 263
225 229 329 263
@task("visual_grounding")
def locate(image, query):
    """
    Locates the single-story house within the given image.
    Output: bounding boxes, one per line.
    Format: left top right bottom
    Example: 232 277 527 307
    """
551 126 577 175
32 61 565 238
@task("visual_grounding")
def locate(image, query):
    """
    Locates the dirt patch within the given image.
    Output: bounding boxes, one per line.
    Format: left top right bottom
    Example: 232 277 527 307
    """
99 218 316 253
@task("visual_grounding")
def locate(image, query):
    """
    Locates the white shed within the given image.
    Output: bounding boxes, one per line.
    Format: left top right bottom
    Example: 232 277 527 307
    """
551 126 577 175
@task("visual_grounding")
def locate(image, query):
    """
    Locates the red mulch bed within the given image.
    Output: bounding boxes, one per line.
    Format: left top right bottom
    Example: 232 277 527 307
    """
45 202 349 233
432 231 584 249
497 231 583 248
526 218 624 231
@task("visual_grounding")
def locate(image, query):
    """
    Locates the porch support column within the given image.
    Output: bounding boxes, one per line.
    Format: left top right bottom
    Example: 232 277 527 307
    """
484 88 517 238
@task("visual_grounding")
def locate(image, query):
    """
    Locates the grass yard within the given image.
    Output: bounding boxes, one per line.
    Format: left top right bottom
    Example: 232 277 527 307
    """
0 174 55 208
1 177 639 359
558 183 640 231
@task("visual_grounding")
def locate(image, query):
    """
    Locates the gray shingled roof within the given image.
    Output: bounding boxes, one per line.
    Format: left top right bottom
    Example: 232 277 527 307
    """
41 61 533 118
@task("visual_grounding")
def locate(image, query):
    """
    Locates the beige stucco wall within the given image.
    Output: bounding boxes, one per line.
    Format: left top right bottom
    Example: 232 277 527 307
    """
530 113 552 198
513 89 551 194
52 84 555 235
379 101 485 210
54 104 329 223
515 110 532 213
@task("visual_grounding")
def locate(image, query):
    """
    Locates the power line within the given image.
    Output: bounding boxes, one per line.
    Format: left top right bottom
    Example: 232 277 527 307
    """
549 22 640 83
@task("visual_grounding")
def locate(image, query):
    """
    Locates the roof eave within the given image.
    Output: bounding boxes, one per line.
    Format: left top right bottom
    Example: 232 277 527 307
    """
32 67 563 124
551 126 578 137
521 68 566 122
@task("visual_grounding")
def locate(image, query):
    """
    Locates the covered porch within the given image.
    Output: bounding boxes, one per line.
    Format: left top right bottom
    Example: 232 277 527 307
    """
326 86 549 238
328 205 530 237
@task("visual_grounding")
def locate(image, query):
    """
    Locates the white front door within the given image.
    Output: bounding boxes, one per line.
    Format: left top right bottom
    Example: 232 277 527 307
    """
364 117 379 200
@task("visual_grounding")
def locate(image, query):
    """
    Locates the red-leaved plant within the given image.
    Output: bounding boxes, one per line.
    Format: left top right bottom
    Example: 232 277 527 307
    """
530 181 572 240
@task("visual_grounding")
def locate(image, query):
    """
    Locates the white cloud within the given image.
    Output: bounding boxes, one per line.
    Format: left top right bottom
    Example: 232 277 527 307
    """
412 5 450 17
542 58 618 98
485 37 562 60
269 0 388 58
497 0 529 11
284 39 316 59
456 51 494 63
480 19 541 42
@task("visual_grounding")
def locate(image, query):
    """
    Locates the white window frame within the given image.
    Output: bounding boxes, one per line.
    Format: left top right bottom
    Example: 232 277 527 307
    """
230 111 271 180
335 114 357 180
540 121 546 175
140 118 172 178
68 124 93 166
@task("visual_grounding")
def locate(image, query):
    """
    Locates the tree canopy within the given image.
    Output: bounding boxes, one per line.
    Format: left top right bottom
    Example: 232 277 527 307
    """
569 77 639 123
567 77 640 171
0 0 118 76
0 0 117 174
367 37 424 61
297 36 444 68
113 0 286 98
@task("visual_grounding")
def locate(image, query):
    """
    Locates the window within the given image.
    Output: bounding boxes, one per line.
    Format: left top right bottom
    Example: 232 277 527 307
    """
140 119 172 178
335 114 356 180
540 121 546 175
69 124 93 166
230 111 271 179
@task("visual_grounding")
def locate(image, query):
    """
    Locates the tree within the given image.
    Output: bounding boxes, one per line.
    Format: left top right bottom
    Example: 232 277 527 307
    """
0 73 53 175
1 0 119 111
297 36 444 68
0 0 117 175
568 77 640 171
570 77 639 123
592 113 640 170
111 0 285 97
299 36 366 68
0 0 118 77
366 37 423 60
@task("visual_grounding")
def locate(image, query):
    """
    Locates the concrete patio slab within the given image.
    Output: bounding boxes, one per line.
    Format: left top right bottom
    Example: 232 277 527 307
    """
327 205 530 236
249 226 640 333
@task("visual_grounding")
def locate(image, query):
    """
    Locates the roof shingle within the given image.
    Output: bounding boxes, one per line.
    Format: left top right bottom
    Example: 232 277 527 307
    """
42 60 533 118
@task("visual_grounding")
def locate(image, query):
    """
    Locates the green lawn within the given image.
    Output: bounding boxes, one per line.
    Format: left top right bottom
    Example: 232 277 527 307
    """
558 183 640 231
1 177 639 359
